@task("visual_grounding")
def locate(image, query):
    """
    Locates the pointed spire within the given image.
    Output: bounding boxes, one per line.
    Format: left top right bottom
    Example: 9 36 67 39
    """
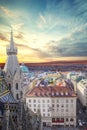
6 28 17 55
10 27 15 50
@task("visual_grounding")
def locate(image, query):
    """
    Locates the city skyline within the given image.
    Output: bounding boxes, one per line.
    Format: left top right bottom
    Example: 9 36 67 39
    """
0 0 87 63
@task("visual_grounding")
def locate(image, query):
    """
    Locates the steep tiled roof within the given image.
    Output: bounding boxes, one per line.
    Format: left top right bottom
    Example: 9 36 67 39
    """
0 76 17 103
0 90 17 103
26 85 76 98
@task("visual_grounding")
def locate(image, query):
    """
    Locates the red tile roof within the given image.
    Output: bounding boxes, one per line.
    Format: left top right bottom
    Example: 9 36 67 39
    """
26 85 76 98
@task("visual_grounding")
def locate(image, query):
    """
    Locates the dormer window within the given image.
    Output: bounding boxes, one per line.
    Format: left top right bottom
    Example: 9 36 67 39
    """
61 92 64 95
65 92 68 96
56 92 59 96
52 92 54 96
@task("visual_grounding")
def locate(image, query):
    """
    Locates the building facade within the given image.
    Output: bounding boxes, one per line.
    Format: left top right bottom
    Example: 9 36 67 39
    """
26 85 77 127
77 79 87 107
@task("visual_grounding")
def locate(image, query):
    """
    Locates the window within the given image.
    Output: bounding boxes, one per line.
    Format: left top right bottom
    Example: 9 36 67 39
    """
43 113 45 117
66 104 68 107
16 83 18 90
43 109 45 112
47 104 49 107
33 99 36 103
47 100 49 103
43 104 45 107
34 109 36 112
57 109 59 112
16 93 19 100
70 118 74 121
52 104 54 107
29 104 31 107
43 100 45 103
71 99 73 103
8 84 11 90
57 99 59 103
52 99 54 103
52 118 55 122
57 104 59 107
38 99 40 103
38 104 40 107
61 104 64 107
61 109 64 112
48 113 50 117
34 104 36 107
66 99 68 103
29 99 31 102
66 109 68 112
66 118 68 121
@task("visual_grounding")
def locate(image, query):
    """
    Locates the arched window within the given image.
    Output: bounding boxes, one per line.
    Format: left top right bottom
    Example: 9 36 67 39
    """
16 93 19 100
8 83 11 90
16 83 18 90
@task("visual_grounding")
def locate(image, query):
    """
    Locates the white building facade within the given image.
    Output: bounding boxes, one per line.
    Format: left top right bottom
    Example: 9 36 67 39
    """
26 85 77 127
77 79 87 106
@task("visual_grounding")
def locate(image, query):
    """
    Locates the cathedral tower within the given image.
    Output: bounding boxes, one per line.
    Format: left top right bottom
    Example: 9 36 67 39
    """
4 29 22 101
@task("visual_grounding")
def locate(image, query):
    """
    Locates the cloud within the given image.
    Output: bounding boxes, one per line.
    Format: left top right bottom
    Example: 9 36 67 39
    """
44 25 87 58
15 32 24 39
11 23 24 30
0 33 8 41
46 39 87 58
15 42 50 59
29 47 50 58
39 14 47 24
0 6 13 17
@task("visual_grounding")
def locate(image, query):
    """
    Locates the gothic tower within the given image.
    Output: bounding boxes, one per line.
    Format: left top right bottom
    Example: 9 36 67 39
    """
4 29 22 101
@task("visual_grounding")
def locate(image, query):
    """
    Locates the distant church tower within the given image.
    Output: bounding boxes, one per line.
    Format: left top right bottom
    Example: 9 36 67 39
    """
4 29 22 100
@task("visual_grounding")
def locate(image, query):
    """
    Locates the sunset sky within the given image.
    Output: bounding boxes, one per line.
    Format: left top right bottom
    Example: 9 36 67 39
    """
0 0 87 63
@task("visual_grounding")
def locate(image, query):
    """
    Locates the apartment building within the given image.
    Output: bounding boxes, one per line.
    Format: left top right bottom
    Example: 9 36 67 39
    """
77 79 87 106
26 85 77 127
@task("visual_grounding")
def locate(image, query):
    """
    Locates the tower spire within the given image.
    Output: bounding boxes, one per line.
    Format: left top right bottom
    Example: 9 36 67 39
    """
10 27 14 50
4 29 18 75
6 29 17 55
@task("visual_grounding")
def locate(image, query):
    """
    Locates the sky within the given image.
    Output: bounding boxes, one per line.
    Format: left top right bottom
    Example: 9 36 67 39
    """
0 0 87 63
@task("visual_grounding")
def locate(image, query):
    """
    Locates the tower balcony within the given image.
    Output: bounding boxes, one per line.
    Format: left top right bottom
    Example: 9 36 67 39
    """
6 46 17 55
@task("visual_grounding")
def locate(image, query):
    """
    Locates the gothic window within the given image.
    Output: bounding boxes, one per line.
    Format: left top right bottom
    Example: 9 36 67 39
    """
8 83 11 90
16 83 18 90
16 93 19 100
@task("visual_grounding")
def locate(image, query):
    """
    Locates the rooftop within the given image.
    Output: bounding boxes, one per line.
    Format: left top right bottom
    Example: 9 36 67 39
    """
26 85 76 98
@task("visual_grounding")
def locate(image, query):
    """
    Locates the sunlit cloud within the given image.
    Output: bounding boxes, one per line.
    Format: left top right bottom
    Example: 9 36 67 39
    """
0 33 8 41
11 23 24 30
0 6 13 17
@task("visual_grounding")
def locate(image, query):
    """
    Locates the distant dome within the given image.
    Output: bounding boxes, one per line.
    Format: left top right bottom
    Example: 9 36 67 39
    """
20 63 29 73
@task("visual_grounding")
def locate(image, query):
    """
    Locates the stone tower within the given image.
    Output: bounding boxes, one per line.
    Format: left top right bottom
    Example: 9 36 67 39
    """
3 29 22 101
